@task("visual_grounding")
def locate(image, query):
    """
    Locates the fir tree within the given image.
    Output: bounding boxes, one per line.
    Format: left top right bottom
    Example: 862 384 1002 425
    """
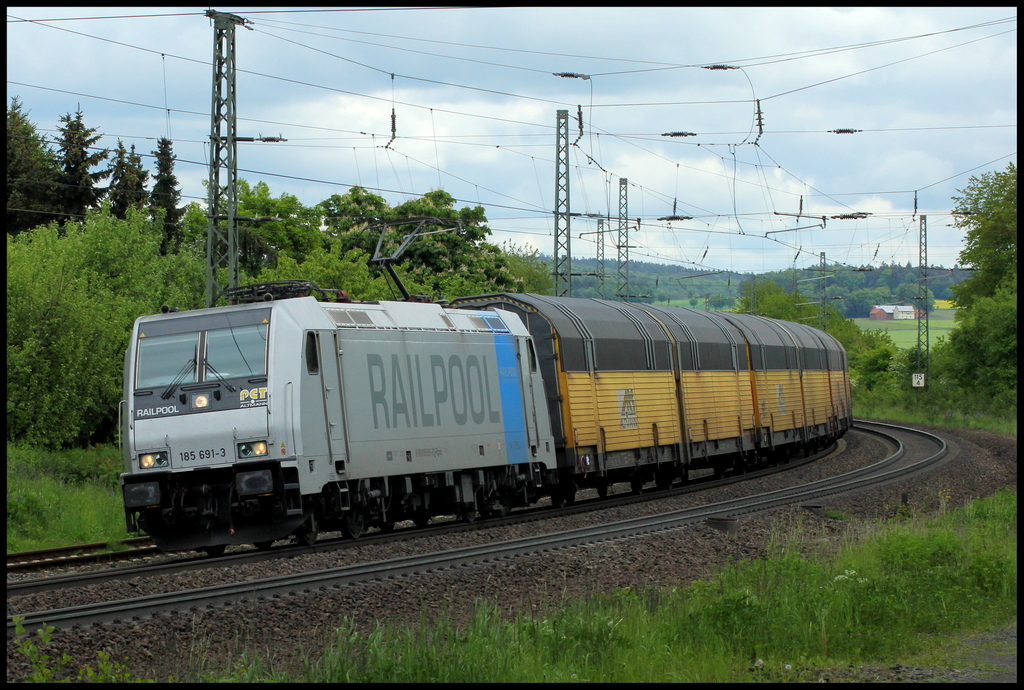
54 107 110 221
109 140 149 219
149 137 184 254
6 97 59 236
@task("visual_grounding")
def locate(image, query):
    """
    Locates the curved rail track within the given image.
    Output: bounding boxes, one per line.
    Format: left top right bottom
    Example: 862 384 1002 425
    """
7 420 947 636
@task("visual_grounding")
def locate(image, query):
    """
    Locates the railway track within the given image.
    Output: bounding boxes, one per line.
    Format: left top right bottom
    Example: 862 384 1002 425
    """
7 436 833 595
6 538 156 573
7 420 946 635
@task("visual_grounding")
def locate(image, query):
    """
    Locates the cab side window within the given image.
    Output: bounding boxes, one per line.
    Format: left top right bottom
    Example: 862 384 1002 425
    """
305 332 319 374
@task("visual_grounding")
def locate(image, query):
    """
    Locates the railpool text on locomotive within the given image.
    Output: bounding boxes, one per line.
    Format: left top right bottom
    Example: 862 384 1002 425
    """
367 352 503 429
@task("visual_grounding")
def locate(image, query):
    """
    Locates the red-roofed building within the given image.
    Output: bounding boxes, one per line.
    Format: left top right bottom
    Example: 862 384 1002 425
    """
869 304 922 320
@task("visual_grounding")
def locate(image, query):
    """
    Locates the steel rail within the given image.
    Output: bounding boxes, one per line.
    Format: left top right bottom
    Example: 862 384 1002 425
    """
7 437 837 596
7 421 945 635
6 538 156 572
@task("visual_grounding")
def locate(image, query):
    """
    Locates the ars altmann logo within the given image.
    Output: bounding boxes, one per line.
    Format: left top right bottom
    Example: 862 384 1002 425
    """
617 389 638 430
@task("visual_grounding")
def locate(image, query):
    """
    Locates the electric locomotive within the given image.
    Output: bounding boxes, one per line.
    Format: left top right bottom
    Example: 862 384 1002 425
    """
120 282 555 555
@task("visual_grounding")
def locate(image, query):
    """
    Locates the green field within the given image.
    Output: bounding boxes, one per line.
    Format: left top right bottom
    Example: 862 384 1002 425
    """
854 308 957 348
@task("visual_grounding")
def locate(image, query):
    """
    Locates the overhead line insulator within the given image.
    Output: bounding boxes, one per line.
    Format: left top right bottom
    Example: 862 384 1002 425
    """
702 64 738 70
661 131 696 137
829 128 862 134
553 72 590 80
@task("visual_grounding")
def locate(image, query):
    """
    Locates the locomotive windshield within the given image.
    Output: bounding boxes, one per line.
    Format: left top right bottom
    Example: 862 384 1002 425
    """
136 332 199 389
135 323 268 389
205 324 268 379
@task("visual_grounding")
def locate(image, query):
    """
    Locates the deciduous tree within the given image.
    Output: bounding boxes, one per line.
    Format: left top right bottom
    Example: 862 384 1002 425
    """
950 163 1017 309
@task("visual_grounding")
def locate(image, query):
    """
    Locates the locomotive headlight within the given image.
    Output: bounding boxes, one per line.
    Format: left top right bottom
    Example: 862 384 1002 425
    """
139 451 169 469
192 393 210 409
237 441 269 458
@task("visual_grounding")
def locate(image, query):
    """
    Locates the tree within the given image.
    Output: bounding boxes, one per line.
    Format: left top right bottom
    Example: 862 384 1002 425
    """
734 279 814 322
499 241 552 294
149 137 184 255
108 140 149 219
7 205 204 447
950 163 1017 309
325 187 524 298
254 240 392 300
236 179 323 275
6 97 59 236
319 186 391 237
54 108 110 221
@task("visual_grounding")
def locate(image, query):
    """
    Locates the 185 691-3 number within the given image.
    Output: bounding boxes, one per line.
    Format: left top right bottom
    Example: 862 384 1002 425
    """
179 448 227 462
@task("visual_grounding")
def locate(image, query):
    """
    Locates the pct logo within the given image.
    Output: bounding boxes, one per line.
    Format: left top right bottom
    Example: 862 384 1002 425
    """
239 387 268 408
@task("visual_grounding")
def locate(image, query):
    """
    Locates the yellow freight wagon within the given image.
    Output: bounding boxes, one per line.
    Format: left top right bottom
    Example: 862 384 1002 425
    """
451 294 852 496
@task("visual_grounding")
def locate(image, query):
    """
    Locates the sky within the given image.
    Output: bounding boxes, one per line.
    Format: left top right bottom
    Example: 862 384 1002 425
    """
6 7 1017 278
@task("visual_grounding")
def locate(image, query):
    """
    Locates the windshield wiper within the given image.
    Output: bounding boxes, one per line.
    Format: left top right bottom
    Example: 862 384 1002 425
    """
203 359 237 392
161 358 196 400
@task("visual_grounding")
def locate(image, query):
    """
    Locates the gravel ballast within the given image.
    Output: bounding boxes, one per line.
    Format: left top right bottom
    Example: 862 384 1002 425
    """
7 422 1016 682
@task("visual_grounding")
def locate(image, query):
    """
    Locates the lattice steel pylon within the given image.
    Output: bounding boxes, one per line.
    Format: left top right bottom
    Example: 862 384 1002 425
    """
205 10 251 307
617 178 629 300
916 215 929 384
818 252 827 332
553 110 571 297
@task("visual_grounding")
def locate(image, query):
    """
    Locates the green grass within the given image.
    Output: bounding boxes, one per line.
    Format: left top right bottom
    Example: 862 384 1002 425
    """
853 308 957 348
6 443 129 553
11 475 1015 682
191 490 1015 682
852 401 1016 437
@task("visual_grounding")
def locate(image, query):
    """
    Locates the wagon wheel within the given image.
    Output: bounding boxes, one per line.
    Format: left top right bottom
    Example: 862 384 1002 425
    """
253 539 275 551
201 544 227 558
630 476 646 495
552 481 576 508
655 468 674 491
341 509 366 539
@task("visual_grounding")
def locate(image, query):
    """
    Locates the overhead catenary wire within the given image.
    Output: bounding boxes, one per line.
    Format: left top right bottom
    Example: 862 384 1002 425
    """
7 9 1012 275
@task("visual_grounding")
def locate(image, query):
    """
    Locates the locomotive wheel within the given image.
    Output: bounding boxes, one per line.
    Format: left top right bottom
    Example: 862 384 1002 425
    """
412 510 431 528
487 492 512 519
341 509 366 539
377 520 395 533
294 513 320 547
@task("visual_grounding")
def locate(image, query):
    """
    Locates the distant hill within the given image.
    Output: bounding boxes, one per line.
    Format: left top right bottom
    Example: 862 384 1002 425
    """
541 255 971 318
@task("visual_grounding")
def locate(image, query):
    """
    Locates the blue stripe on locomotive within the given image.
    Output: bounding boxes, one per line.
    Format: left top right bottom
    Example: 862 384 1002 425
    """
493 333 528 464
